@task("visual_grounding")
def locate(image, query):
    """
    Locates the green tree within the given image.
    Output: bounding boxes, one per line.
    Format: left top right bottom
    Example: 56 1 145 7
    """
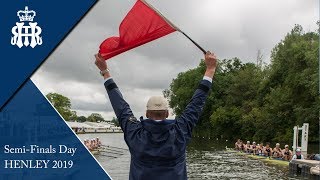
167 58 261 139
46 93 74 121
70 111 77 121
166 24 319 143
258 24 319 142
111 117 120 127
87 113 105 122
210 106 242 140
77 116 87 122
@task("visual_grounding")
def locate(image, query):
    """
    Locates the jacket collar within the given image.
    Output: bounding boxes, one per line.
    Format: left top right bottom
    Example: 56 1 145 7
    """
141 118 175 133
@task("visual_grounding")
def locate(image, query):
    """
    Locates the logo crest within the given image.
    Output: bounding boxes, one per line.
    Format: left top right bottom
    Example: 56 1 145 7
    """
11 6 43 48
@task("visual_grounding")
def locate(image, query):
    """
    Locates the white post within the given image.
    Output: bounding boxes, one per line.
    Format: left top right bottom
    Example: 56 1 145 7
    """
292 126 298 152
301 123 309 157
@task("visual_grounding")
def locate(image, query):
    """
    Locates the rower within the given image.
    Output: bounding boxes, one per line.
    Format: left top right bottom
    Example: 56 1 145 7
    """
92 139 98 149
264 142 272 157
272 143 283 158
257 142 264 156
235 139 241 150
252 142 257 155
240 141 245 151
245 141 251 153
282 144 292 161
96 137 102 147
87 140 94 151
84 139 89 148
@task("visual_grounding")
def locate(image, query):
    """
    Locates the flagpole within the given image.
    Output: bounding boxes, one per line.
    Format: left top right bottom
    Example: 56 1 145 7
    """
180 31 207 54
140 0 207 54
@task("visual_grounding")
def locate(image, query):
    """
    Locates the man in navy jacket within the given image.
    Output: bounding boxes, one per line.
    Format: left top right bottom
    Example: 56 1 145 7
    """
94 52 217 180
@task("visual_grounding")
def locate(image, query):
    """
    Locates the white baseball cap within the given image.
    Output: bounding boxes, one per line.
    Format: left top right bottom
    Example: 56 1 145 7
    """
276 143 280 146
146 96 169 110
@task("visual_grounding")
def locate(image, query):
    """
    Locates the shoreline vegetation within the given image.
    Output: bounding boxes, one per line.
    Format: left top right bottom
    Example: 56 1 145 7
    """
165 24 319 145
45 93 120 127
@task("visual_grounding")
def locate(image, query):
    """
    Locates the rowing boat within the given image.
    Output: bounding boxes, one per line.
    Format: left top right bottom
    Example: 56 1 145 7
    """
90 149 100 155
226 147 289 166
90 146 127 156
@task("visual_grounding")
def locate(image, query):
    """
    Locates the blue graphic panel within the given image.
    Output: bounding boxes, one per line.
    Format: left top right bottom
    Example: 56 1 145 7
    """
0 80 111 180
0 0 97 110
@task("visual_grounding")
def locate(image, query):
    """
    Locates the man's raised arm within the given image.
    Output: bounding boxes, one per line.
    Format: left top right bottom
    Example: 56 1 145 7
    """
94 54 139 133
176 51 217 142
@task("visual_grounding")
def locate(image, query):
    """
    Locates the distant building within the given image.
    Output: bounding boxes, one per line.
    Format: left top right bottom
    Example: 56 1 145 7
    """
66 121 122 134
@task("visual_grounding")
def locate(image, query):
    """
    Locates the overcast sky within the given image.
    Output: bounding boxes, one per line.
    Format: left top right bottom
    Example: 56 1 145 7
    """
32 0 319 120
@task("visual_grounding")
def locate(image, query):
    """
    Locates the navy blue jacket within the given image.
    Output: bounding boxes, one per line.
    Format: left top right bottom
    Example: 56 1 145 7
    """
104 79 212 180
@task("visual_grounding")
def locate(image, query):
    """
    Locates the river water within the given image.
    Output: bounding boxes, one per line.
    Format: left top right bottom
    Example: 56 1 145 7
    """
78 133 317 180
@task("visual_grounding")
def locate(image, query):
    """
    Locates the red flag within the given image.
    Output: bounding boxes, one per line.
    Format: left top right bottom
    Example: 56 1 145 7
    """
99 0 177 60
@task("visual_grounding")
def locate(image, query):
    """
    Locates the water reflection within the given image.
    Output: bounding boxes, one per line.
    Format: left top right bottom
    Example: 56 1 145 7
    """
78 133 306 180
187 149 288 179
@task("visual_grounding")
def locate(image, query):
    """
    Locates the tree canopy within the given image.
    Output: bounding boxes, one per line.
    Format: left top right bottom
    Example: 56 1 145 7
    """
166 25 319 143
46 92 74 121
87 113 105 122
111 117 120 127
77 116 87 122
46 93 106 123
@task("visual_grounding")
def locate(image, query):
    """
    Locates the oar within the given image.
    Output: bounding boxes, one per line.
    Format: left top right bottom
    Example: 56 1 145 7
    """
99 150 124 155
101 145 128 151
98 154 118 158
100 146 124 151
99 147 126 153
101 145 128 150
